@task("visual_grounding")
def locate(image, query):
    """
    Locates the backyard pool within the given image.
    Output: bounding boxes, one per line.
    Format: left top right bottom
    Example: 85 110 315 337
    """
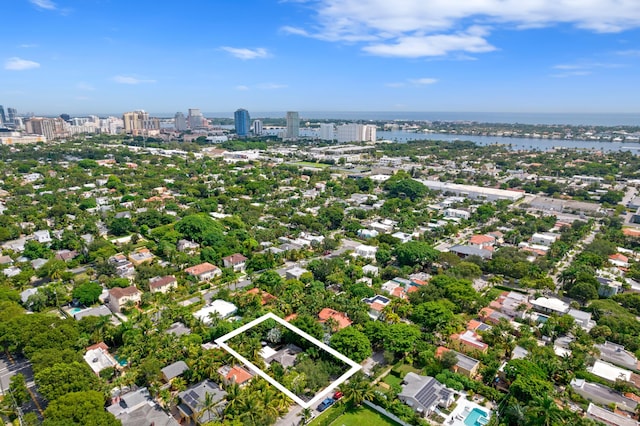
69 307 83 315
464 408 489 426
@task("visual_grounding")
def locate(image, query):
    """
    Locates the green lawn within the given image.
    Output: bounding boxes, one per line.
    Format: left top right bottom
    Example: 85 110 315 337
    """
328 406 401 426
291 161 330 169
382 374 403 388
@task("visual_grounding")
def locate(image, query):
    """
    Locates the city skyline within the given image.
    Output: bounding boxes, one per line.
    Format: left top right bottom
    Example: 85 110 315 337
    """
3 0 640 114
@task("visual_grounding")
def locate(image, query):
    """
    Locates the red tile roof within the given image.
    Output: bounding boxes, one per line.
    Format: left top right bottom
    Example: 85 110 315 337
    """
318 308 352 329
184 262 218 276
469 235 495 245
225 366 252 385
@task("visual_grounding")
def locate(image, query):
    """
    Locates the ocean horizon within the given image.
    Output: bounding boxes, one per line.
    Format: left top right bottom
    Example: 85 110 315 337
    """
158 111 640 126
55 111 640 126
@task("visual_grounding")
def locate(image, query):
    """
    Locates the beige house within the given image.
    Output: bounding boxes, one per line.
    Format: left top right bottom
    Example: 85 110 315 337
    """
108 285 142 313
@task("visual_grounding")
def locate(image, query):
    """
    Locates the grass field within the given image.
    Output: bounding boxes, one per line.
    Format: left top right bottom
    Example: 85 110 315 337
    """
291 161 330 169
382 374 403 388
328 406 401 426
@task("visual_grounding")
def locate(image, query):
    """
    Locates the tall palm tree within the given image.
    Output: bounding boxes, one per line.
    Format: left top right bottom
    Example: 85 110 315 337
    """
339 373 374 407
526 395 565 426
198 391 219 424
298 408 313 425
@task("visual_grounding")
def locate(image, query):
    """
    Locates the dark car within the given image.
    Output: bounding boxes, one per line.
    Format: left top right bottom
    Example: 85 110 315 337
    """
317 397 335 412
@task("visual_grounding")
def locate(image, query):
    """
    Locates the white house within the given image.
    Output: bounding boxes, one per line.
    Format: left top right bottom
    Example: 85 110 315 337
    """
354 244 377 259
33 230 52 244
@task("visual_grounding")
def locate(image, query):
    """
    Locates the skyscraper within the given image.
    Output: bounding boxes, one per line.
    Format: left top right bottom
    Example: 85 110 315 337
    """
7 108 17 126
319 123 335 141
234 109 250 137
188 108 205 129
174 112 187 131
286 111 299 140
252 119 263 136
0 106 6 126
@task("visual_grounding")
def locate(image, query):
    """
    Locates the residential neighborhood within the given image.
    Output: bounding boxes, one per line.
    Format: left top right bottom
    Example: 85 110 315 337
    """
1 133 640 426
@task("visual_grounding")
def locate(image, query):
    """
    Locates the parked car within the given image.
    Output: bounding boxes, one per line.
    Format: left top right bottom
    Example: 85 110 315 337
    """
333 391 343 400
317 397 335 412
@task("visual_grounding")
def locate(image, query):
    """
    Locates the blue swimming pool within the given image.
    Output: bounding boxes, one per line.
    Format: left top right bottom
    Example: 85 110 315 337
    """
464 408 489 426
69 307 83 315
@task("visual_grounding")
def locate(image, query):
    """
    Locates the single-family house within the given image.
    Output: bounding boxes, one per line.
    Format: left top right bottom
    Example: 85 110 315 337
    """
448 245 493 260
586 403 638 426
318 308 352 330
436 347 481 378
588 360 633 384
149 275 178 294
177 239 200 254
184 262 222 281
530 232 559 247
83 342 118 375
571 379 638 414
450 330 488 354
177 380 227 425
222 253 248 272
362 264 379 277
109 254 135 278
362 295 391 320
108 387 180 426
354 244 377 259
595 342 640 371
161 360 189 383
262 344 302 369
285 266 309 281
33 230 52 244
193 300 238 324
245 288 276 305
469 234 496 249
218 365 253 386
107 285 142 313
128 248 155 266
398 373 455 417
609 253 630 268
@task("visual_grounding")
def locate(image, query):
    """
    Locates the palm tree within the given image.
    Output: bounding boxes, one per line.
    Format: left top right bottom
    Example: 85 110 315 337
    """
339 373 374 407
526 394 565 426
298 408 313 425
198 391 219 424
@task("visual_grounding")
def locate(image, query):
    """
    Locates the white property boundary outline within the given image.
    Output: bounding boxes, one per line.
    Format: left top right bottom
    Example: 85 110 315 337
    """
215 312 362 408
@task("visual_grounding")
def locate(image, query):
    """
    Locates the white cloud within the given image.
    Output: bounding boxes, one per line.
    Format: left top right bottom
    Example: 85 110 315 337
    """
221 47 270 60
256 83 288 89
111 75 156 84
387 77 438 87
552 70 592 78
408 78 438 85
616 49 640 56
285 0 640 57
29 0 56 10
235 85 250 91
19 43 38 48
4 57 40 70
76 82 95 91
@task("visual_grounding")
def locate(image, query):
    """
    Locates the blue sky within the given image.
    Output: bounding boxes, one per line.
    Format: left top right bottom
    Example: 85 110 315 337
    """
3 0 640 115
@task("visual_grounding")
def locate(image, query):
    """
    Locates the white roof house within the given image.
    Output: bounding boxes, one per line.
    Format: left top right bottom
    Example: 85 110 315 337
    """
193 300 238 324
588 360 632 383
530 297 569 315
354 244 377 259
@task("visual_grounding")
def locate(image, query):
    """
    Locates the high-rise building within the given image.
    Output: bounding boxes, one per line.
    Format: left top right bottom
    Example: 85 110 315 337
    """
363 124 377 142
174 112 187 131
0 106 6 126
286 111 299 140
7 108 17 126
336 123 377 143
234 109 250 137
122 110 159 134
319 123 335 141
252 119 263 136
188 108 205 129
336 123 362 143
25 117 67 140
